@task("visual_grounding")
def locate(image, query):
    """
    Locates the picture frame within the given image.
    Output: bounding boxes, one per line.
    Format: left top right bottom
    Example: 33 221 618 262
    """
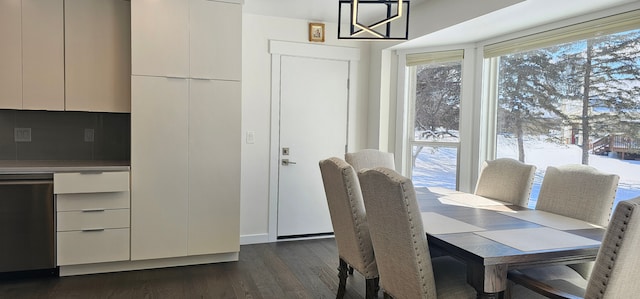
309 23 325 42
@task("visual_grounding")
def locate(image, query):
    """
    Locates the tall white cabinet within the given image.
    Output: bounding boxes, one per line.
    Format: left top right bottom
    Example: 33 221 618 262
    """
131 0 241 261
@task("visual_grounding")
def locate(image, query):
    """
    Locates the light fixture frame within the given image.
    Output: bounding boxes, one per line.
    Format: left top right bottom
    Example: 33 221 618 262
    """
338 0 410 40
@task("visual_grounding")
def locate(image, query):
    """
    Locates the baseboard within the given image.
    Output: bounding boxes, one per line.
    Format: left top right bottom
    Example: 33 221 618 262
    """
240 233 269 245
59 252 239 276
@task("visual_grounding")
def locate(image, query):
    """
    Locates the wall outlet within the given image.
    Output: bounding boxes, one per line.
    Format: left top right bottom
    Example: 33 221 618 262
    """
14 128 31 142
84 128 94 142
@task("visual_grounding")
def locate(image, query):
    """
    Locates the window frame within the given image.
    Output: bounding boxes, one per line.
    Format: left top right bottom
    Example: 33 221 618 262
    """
396 45 478 192
406 60 462 190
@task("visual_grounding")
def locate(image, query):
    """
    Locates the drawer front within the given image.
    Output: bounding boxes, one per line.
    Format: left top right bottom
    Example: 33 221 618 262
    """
56 191 129 211
57 228 130 266
54 171 129 194
57 209 130 231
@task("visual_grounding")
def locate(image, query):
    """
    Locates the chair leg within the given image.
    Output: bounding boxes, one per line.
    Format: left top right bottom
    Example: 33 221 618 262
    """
365 277 379 299
348 266 354 275
337 258 348 299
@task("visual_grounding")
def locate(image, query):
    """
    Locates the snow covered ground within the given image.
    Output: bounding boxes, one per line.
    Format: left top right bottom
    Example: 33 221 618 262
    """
412 135 640 209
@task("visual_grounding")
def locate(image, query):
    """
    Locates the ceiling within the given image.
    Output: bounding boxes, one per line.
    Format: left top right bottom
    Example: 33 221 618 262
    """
243 0 427 23
395 0 640 49
243 0 640 49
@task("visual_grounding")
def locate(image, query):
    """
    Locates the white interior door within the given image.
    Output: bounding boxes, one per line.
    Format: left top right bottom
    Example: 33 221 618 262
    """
277 55 349 238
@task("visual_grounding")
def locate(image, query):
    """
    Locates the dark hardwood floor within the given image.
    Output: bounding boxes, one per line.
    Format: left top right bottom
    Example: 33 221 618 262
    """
0 238 368 299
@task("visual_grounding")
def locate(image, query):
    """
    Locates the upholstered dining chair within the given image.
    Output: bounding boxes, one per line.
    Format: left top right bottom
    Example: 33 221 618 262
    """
474 158 536 207
319 158 379 299
535 164 619 227
508 196 640 299
345 149 395 171
510 164 620 285
358 167 476 299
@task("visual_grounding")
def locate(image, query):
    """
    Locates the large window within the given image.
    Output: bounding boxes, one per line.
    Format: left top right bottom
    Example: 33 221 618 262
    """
406 51 463 189
486 11 640 208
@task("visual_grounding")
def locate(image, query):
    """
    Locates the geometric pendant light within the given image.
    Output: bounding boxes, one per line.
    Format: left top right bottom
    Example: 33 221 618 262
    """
338 0 410 40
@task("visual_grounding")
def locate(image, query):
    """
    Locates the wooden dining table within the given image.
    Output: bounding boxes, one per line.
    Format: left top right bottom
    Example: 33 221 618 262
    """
417 187 605 299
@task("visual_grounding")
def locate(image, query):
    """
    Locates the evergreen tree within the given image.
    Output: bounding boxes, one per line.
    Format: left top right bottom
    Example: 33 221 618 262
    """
498 50 566 162
559 30 640 164
498 29 640 164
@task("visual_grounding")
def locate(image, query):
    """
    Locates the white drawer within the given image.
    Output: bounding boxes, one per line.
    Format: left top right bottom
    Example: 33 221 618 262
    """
54 171 129 194
57 228 130 266
56 191 130 211
57 209 130 232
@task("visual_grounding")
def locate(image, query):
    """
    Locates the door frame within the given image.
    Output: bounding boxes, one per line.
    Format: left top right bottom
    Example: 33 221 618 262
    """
268 40 360 242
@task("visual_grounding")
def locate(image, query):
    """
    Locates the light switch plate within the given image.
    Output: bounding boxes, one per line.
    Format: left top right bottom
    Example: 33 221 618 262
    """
246 131 255 144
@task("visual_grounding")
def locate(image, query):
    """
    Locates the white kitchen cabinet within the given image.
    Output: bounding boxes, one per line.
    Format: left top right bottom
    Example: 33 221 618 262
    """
132 0 241 80
57 229 130 266
21 0 64 110
54 171 131 266
131 77 242 259
64 0 131 113
131 0 189 77
130 76 189 260
130 0 241 262
0 0 22 109
0 0 64 111
187 79 241 255
189 0 241 81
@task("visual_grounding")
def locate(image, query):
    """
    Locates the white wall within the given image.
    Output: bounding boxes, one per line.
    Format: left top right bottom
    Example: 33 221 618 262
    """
240 14 370 243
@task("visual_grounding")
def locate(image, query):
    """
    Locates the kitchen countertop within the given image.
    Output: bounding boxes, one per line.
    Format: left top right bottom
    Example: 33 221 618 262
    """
0 160 130 174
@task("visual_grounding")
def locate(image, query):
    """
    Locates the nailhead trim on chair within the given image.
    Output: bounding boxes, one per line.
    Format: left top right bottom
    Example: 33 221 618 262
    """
342 166 375 277
594 205 632 297
392 168 429 291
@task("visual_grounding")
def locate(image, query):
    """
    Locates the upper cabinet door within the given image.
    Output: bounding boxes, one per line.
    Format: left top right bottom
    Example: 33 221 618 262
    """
65 0 131 112
131 0 189 77
0 0 22 109
189 0 241 81
21 0 64 111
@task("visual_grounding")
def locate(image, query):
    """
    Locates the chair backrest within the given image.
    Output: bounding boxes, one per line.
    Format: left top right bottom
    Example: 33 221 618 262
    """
535 164 619 227
474 158 536 207
345 149 395 172
585 197 640 299
319 158 378 279
358 167 437 298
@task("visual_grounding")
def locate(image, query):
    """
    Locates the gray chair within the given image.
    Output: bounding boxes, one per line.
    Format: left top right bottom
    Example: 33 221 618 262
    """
508 196 640 299
474 158 536 207
345 149 395 171
319 158 378 299
512 164 620 286
536 164 619 227
358 167 476 299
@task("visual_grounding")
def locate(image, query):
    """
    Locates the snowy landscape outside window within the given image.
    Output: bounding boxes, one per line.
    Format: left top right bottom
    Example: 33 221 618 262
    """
407 56 462 189
494 28 640 208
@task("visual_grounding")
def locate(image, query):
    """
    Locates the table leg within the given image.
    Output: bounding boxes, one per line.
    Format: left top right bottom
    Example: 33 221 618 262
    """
467 263 508 299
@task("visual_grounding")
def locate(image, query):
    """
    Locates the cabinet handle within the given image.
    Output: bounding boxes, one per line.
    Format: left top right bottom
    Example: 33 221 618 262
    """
82 228 105 232
166 75 187 79
82 209 105 213
79 171 103 175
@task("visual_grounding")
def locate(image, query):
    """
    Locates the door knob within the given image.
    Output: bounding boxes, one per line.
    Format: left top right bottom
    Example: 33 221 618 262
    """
282 159 297 166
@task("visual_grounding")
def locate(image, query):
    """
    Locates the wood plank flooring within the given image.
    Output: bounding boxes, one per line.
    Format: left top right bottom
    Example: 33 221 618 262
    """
0 238 368 299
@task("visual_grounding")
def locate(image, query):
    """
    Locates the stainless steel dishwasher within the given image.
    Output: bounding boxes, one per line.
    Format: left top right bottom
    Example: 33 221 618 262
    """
0 173 56 276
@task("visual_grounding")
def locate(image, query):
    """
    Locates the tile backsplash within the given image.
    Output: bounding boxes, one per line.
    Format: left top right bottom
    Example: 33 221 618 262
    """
0 110 130 161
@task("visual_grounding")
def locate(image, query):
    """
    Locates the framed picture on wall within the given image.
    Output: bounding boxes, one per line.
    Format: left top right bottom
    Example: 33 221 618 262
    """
309 23 325 42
